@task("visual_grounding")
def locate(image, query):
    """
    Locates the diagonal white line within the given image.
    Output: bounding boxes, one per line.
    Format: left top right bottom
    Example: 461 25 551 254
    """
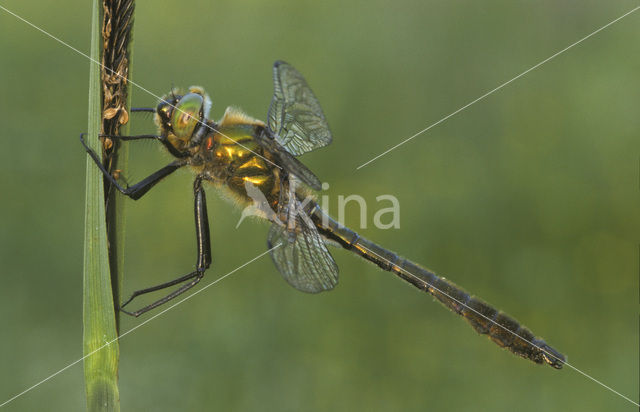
356 243 639 407
356 5 640 170
0 245 280 409
0 3 283 171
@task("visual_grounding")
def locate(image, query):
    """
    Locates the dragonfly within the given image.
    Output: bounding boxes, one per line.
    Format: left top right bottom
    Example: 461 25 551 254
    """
81 60 565 369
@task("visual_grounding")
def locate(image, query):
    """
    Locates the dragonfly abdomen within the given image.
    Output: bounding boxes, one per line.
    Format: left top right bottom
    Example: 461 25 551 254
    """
309 203 565 369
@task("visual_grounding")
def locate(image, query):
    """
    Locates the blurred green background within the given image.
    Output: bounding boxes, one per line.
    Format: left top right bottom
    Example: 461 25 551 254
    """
0 1 638 410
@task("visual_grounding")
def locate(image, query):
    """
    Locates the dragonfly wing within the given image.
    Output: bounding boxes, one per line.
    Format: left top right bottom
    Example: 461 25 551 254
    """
254 130 322 190
267 61 332 156
267 216 339 293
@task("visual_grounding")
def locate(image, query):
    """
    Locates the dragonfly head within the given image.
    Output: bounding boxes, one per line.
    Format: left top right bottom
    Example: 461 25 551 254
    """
155 86 212 153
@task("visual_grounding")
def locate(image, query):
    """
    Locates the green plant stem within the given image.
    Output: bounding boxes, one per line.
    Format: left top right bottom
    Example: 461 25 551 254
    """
83 0 120 410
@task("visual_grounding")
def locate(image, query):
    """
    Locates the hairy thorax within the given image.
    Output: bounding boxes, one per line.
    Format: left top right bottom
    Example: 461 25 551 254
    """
188 107 283 210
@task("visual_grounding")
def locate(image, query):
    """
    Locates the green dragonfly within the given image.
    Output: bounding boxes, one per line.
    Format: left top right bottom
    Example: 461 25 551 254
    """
81 61 565 369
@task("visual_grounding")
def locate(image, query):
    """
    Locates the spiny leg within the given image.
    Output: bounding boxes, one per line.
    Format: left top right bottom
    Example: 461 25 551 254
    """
101 133 162 142
120 176 212 317
100 107 161 197
83 130 190 159
80 133 185 200
130 107 155 113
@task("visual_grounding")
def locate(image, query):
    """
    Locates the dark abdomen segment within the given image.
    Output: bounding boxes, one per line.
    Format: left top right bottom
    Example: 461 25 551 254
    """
309 203 565 369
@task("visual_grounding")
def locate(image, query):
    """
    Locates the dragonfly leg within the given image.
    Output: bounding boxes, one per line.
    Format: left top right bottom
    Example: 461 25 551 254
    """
80 133 186 200
120 176 212 317
130 107 155 113
100 133 161 142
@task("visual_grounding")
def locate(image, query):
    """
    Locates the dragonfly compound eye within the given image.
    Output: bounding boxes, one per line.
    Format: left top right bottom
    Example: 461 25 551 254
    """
171 92 204 139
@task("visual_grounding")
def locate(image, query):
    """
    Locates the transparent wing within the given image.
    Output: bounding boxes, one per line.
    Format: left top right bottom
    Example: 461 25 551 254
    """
267 61 332 156
253 130 322 190
267 212 339 294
